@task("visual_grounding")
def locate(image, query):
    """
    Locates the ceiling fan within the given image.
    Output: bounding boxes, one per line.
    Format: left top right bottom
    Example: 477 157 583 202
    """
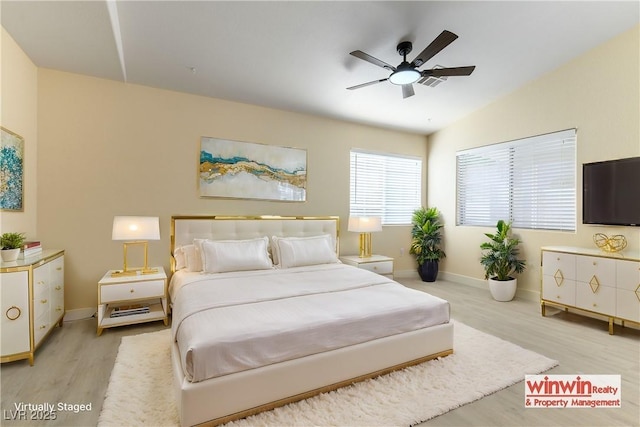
347 30 476 99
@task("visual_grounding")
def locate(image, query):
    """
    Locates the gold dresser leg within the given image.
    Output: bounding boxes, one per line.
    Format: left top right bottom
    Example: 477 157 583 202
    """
608 318 614 335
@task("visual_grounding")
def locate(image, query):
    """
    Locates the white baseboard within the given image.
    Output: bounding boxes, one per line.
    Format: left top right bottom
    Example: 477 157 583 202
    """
63 307 96 322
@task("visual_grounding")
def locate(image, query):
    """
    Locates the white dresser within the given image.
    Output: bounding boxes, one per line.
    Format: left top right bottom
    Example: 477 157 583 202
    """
541 246 640 334
1 249 65 365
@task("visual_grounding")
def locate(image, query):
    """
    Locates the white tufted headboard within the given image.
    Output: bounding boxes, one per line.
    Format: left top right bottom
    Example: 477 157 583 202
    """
170 215 340 272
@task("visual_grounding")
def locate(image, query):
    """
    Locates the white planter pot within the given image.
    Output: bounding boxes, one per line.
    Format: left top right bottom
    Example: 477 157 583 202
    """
488 277 517 302
1 248 20 262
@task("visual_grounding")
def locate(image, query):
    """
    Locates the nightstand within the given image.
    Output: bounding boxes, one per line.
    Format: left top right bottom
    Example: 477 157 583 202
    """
97 267 168 336
340 255 394 278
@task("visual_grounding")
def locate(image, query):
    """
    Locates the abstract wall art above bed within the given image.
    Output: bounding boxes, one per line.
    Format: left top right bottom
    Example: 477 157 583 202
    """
199 137 307 201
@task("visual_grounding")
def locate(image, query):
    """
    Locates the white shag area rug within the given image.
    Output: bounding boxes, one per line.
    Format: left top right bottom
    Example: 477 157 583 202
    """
98 321 557 426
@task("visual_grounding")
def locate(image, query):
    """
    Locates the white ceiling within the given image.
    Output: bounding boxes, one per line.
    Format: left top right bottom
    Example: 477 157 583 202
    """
2 1 638 135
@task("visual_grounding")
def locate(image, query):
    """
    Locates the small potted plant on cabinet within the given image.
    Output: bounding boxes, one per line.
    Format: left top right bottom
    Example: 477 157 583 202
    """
480 220 526 301
410 207 446 282
1 232 26 262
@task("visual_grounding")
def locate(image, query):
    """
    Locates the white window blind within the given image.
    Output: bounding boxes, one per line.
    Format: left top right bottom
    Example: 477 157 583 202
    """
350 149 422 225
456 129 576 231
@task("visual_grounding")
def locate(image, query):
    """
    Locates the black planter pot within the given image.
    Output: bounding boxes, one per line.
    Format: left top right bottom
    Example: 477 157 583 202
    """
418 260 439 282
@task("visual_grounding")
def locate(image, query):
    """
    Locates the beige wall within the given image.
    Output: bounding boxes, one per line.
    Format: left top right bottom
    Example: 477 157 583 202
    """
36 70 427 312
0 28 38 237
427 25 640 299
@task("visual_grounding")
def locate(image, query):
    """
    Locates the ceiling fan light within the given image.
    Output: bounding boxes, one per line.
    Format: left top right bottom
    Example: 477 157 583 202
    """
389 69 421 85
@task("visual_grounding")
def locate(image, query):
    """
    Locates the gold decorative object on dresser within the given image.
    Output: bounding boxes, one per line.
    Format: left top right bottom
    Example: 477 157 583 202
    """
1 249 65 365
593 233 627 253
97 267 168 336
541 246 640 334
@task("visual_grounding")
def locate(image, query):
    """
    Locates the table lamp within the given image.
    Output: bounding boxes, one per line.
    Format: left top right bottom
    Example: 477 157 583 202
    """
348 216 382 258
111 216 160 276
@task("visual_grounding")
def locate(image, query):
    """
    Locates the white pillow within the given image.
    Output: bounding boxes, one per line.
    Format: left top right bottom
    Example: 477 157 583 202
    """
201 237 273 273
272 234 338 269
179 244 202 272
174 245 188 270
192 238 211 272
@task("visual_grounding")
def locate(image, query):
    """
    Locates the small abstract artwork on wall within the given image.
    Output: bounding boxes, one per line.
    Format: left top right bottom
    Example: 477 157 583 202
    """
0 127 25 211
199 137 307 201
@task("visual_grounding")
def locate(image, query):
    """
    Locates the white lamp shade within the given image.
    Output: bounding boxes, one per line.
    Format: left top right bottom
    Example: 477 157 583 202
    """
112 216 160 241
348 216 382 232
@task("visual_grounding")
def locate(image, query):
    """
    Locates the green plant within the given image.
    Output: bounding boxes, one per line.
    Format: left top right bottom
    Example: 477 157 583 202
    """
480 220 526 281
1 232 26 250
410 207 446 264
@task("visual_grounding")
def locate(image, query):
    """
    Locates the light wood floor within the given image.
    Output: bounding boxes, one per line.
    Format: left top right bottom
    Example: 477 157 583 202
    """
1 278 638 426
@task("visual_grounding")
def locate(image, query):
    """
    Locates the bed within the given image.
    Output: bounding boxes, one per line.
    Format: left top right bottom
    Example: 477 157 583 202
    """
170 215 453 426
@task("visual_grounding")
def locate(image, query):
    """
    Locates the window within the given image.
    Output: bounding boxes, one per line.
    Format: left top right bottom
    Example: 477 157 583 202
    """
456 129 576 231
350 149 422 225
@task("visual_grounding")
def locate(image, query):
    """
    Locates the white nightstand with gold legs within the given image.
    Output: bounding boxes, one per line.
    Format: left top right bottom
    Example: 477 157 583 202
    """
97 267 168 336
340 255 394 279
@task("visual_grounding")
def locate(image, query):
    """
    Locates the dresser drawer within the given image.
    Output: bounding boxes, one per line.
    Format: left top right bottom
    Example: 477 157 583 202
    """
542 251 576 279
33 291 50 320
575 282 616 316
616 289 640 322
616 259 640 291
101 279 165 303
33 309 50 346
542 275 576 306
358 260 393 275
576 256 615 286
49 256 64 289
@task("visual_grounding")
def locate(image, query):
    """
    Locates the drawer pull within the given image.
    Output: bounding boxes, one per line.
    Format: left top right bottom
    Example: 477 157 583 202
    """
593 303 597 307
56 307 62 312
41 299 48 304
56 267 62 271
557 295 561 299
55 285 62 290
373 266 378 270
589 276 600 293
38 280 45 285
39 325 47 330
592 261 597 266
5 306 21 321
130 289 135 293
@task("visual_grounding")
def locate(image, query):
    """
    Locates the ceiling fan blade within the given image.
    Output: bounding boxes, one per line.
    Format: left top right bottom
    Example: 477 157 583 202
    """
410 30 458 67
350 50 396 71
347 78 389 90
402 84 415 99
422 66 476 77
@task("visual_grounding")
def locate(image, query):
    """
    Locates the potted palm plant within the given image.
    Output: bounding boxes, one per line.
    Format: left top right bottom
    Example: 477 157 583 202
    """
1 232 26 262
410 207 446 282
480 220 526 301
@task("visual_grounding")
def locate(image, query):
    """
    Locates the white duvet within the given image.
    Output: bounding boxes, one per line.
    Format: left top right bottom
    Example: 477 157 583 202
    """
170 264 450 383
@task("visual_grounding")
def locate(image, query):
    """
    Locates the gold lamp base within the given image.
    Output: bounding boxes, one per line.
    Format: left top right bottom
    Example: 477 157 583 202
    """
358 232 373 258
111 241 158 277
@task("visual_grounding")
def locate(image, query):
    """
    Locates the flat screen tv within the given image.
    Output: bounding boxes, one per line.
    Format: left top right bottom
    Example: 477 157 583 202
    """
583 156 640 226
